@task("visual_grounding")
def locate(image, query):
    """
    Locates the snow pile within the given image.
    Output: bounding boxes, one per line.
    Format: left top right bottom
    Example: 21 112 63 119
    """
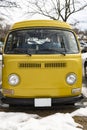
82 87 87 97
0 113 39 130
0 107 87 130
0 111 83 130
71 107 87 117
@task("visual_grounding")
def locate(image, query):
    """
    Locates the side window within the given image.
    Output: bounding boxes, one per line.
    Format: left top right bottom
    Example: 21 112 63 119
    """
5 33 21 52
5 34 13 51
67 32 79 52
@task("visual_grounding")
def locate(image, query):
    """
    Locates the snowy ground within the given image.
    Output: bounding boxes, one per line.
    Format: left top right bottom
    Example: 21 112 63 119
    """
0 53 87 130
0 107 87 130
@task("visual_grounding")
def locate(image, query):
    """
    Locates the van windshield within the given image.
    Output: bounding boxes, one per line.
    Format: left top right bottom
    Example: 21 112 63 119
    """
4 28 79 55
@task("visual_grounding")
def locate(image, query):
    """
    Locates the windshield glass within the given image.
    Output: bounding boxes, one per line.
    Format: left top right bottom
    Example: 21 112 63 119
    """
4 28 79 55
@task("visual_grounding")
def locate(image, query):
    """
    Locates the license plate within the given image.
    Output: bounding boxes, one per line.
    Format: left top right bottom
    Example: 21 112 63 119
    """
34 98 51 107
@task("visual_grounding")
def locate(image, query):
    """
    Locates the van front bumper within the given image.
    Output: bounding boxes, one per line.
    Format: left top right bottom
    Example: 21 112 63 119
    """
1 94 84 107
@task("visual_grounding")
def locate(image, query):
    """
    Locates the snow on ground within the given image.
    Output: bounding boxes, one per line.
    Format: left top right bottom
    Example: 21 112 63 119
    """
71 107 87 117
0 110 84 130
82 86 87 97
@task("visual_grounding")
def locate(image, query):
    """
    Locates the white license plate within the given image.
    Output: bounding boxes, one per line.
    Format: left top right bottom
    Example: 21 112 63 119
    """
34 98 51 107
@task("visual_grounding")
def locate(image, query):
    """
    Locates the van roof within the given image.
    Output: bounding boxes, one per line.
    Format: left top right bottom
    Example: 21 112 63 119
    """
11 20 72 30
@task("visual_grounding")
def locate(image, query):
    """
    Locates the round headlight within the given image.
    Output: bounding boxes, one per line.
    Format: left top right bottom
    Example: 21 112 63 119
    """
66 73 77 85
8 74 20 86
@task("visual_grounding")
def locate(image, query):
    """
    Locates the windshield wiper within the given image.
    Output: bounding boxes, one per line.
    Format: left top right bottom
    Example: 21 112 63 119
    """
26 49 33 56
7 48 66 56
39 48 66 56
8 48 32 56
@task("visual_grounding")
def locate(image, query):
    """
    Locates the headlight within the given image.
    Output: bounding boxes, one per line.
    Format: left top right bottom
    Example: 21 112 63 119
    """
8 74 20 86
66 73 77 85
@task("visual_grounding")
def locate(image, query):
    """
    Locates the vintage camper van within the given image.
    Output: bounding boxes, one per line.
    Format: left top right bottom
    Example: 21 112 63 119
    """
2 20 83 107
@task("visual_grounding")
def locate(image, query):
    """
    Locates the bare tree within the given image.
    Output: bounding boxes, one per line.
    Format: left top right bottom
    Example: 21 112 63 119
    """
0 0 20 25
25 0 87 22
0 0 19 39
0 0 18 8
0 17 10 41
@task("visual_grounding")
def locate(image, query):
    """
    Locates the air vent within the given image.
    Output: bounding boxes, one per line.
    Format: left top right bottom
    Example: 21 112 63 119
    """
19 62 66 68
19 63 41 68
45 62 66 68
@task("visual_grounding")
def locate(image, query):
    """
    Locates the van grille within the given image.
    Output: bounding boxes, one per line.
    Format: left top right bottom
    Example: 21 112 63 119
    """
45 63 66 68
19 62 66 68
19 63 41 68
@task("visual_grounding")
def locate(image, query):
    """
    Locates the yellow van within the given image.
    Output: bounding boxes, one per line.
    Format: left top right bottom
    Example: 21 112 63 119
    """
2 20 83 107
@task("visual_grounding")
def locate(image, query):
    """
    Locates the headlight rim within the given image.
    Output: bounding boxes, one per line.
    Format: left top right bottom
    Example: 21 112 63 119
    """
66 73 77 85
8 73 20 86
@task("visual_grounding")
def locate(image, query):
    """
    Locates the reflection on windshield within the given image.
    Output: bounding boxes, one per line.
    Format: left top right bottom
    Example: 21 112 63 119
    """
5 28 79 55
